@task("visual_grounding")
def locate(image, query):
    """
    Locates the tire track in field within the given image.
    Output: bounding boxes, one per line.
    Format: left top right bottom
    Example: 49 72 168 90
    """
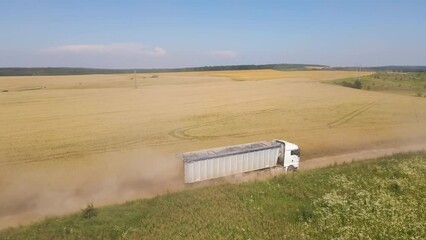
169 101 380 141
168 108 278 141
0 137 160 167
169 100 379 141
327 100 378 128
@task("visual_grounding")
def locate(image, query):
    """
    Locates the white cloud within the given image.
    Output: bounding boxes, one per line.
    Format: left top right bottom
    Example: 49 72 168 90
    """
41 43 166 57
207 50 238 58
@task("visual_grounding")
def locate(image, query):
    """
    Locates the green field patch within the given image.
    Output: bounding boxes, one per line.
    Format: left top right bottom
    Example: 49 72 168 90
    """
328 72 426 97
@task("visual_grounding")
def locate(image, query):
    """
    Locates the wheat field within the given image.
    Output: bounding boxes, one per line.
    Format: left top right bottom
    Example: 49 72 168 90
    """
0 70 426 227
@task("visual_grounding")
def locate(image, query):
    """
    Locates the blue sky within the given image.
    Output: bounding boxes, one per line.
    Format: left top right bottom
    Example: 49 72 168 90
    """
0 0 425 68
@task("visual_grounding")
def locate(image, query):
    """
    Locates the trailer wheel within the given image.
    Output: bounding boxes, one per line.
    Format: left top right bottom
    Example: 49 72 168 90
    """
287 165 295 172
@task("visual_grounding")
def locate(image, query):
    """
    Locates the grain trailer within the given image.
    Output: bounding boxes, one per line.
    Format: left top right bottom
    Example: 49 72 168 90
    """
182 139 300 183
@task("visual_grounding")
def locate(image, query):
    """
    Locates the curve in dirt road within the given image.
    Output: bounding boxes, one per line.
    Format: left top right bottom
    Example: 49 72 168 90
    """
301 142 426 170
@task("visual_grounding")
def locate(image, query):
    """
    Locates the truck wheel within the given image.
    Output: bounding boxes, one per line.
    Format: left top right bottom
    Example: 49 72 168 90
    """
287 165 295 172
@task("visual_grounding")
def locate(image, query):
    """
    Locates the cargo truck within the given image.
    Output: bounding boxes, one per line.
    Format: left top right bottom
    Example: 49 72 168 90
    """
182 139 300 183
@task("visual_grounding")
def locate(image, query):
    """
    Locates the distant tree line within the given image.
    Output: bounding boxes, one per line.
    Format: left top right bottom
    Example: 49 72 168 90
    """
331 66 426 72
1 64 425 76
0 64 327 76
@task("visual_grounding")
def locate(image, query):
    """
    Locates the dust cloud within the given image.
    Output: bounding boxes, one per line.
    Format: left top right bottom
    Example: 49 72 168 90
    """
0 149 184 229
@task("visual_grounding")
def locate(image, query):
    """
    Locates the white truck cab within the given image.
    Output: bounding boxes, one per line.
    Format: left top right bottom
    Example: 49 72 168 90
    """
273 139 300 172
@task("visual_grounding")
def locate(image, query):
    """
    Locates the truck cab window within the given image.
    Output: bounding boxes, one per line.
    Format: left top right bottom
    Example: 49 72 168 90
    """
291 149 300 157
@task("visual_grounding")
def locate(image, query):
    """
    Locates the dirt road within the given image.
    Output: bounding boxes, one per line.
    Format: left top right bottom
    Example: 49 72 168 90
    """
1 142 425 230
301 142 426 170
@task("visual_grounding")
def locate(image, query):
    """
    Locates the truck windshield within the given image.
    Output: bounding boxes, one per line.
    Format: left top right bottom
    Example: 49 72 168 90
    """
291 149 300 157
